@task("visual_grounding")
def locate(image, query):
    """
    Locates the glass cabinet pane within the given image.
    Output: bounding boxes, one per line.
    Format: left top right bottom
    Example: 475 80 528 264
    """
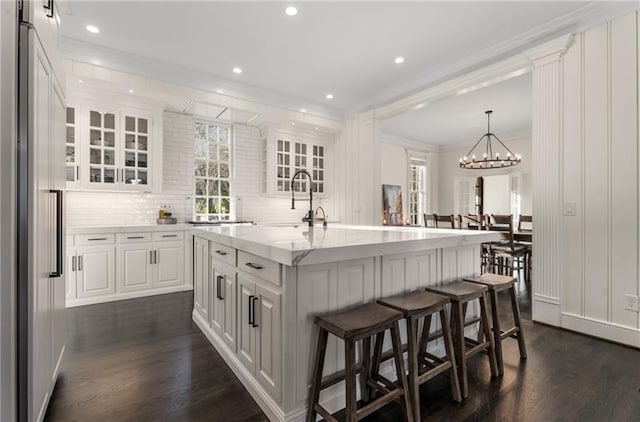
138 119 147 133
125 116 135 132
66 107 74 124
125 169 136 184
90 148 102 164
66 167 75 182
104 168 115 183
138 171 147 185
66 127 74 144
104 132 115 147
90 130 101 146
138 136 147 151
90 111 101 127
66 146 75 164
138 153 147 168
90 167 102 183
104 149 115 165
104 113 115 129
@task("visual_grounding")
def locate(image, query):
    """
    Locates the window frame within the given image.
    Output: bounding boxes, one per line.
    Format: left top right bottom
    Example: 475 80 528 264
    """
407 156 428 226
193 120 234 222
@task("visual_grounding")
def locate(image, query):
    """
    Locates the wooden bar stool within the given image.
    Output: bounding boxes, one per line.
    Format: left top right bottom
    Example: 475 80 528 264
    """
463 273 527 375
307 303 413 422
376 291 461 422
424 281 499 399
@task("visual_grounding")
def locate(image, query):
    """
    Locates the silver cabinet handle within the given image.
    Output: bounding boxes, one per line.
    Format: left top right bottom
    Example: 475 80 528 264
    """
245 262 263 270
162 234 177 238
150 250 153 264
78 255 83 271
127 236 145 239
72 255 76 272
88 237 107 241
251 296 259 328
154 250 158 264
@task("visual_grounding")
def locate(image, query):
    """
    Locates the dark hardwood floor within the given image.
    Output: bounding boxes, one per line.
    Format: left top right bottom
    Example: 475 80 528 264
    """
45 278 640 422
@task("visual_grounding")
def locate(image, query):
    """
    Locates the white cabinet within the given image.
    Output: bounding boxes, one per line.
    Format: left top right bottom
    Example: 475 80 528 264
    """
261 128 332 197
66 229 189 307
65 99 161 192
236 271 282 401
210 258 237 352
76 244 116 298
118 243 154 293
193 236 209 320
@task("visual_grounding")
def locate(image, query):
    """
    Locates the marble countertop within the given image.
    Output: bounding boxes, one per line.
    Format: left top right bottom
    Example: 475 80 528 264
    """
67 223 191 235
193 224 501 266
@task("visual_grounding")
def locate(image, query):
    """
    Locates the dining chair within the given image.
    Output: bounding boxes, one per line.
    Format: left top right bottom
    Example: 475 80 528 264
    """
518 215 532 232
433 214 455 229
489 214 529 281
423 213 436 228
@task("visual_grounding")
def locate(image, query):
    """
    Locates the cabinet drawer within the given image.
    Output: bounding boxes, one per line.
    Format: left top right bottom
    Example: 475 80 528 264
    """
118 232 152 243
152 231 184 242
238 251 280 286
76 234 115 245
210 241 236 267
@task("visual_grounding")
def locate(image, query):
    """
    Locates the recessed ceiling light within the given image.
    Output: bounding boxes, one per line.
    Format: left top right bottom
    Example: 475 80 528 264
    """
315 127 319 131
78 79 83 84
285 6 298 16
291 122 296 126
325 94 334 100
300 108 307 113
86 25 100 34
394 56 405 64
216 88 224 94
128 89 134 94
233 67 242 74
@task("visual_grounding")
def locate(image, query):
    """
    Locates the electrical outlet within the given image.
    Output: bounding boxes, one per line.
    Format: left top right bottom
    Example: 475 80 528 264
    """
624 294 639 312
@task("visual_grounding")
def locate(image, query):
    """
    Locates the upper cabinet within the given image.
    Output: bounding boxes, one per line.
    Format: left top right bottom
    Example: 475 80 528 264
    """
261 128 332 198
65 100 162 192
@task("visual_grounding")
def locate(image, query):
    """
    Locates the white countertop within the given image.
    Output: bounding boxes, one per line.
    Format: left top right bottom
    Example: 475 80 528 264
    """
193 224 501 266
67 223 191 235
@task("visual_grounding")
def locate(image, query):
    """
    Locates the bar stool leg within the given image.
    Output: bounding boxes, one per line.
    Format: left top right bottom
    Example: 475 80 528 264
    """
307 328 328 422
509 286 528 359
489 290 504 375
406 316 420 422
451 301 468 399
370 332 385 400
390 322 413 422
479 294 499 377
360 337 371 403
345 339 357 422
439 309 462 402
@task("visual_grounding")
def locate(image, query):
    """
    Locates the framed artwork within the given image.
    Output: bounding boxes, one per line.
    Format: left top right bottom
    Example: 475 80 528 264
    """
382 184 404 226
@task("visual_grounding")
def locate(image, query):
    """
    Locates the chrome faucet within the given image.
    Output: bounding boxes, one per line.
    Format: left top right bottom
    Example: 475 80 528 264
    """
291 169 314 227
315 206 328 228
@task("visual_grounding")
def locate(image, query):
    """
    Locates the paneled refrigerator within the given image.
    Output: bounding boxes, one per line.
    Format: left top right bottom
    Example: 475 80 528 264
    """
15 0 66 421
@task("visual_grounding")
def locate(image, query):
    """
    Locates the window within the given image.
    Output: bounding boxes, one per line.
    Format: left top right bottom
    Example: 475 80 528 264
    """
194 122 232 221
408 158 427 225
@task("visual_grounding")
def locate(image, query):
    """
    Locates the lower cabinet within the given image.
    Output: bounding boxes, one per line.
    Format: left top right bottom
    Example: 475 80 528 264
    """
237 271 282 402
66 229 189 307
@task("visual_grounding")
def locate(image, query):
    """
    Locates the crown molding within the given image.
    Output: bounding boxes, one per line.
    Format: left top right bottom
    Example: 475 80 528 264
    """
380 132 440 153
59 36 346 122
356 1 639 114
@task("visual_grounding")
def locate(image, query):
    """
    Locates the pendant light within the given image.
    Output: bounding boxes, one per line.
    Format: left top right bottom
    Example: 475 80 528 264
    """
459 110 521 169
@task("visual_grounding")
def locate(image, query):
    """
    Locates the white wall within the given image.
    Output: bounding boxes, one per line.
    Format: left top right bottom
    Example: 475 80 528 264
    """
66 112 335 227
436 136 532 215
560 12 640 343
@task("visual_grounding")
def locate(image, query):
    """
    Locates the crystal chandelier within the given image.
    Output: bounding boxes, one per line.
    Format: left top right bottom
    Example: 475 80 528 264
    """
459 110 521 170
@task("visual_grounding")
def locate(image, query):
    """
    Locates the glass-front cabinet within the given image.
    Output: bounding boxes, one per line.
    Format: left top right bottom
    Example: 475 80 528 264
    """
67 101 157 192
261 128 331 198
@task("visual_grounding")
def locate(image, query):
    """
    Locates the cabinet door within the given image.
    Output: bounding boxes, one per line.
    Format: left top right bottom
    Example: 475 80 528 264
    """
77 245 116 298
209 259 224 336
255 284 282 401
221 269 237 352
65 105 81 188
66 249 77 300
193 237 208 320
155 241 184 287
237 274 256 373
118 243 153 292
84 107 118 190
121 113 152 191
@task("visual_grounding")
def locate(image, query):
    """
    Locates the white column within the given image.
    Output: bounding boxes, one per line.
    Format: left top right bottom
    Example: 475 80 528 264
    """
525 35 572 326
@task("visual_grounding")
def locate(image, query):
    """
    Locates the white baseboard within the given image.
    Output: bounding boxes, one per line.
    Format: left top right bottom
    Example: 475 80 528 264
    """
532 294 561 326
66 284 193 308
561 313 640 348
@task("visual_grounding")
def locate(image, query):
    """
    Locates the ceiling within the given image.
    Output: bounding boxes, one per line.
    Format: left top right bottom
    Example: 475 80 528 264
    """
58 1 612 116
380 72 532 146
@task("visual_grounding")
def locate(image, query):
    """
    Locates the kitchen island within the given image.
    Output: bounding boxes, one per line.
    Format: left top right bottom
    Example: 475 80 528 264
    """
191 224 500 422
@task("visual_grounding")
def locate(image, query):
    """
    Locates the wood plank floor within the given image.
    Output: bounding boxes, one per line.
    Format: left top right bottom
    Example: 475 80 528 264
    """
45 281 640 422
